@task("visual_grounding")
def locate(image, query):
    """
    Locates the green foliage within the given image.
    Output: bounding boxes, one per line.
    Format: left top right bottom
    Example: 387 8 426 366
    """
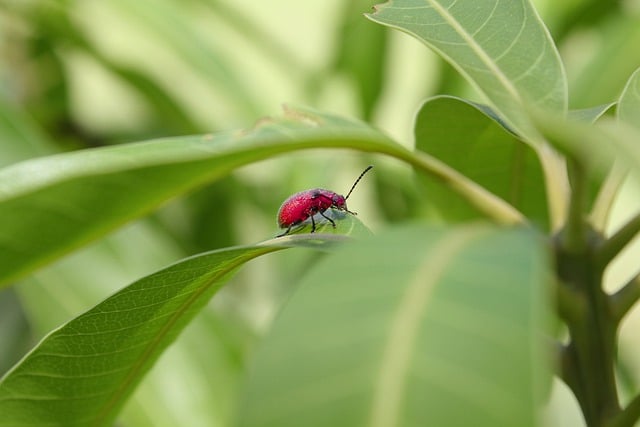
237 225 550 427
1 1 640 426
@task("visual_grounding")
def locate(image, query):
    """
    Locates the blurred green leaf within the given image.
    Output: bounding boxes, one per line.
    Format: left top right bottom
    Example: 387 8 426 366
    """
0 290 31 376
618 68 640 130
367 0 567 142
0 100 56 167
568 104 615 123
533 112 640 179
414 96 548 226
334 0 389 119
0 241 294 427
0 107 397 287
236 224 552 427
111 0 261 116
569 14 640 109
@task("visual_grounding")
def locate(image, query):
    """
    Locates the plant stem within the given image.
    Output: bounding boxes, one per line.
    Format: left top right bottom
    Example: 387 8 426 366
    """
556 234 621 426
562 159 590 253
610 275 640 323
608 394 640 427
597 211 640 268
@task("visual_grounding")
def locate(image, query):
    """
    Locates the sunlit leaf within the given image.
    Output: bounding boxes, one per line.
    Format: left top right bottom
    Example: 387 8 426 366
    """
0 107 397 287
618 68 640 130
367 0 567 142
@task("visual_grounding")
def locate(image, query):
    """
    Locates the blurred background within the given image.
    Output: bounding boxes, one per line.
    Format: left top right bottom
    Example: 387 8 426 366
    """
1 0 640 425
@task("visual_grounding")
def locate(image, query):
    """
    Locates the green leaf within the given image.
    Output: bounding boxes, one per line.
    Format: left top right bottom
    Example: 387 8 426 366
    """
533 112 640 179
278 209 374 239
618 68 640 130
236 224 552 427
110 0 261 116
334 0 389 119
414 96 548 226
367 0 567 142
0 99 56 167
589 69 640 230
0 106 397 287
0 241 293 427
568 104 616 123
569 16 640 108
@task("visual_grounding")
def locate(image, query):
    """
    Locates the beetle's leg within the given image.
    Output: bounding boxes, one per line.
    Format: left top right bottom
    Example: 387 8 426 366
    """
318 210 336 228
310 212 316 233
276 224 294 238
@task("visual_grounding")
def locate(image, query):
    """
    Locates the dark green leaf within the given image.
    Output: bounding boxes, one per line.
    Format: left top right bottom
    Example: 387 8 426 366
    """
0 242 290 427
414 96 548 226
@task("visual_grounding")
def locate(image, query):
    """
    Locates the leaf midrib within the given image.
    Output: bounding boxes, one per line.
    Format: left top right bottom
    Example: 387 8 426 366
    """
92 249 276 426
367 226 490 427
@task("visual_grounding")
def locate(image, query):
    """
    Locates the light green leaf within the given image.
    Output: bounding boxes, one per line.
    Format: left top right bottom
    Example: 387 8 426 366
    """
414 96 548 226
590 69 640 229
0 241 294 427
568 104 615 123
0 100 56 167
0 106 396 287
618 68 640 130
367 0 567 142
334 0 389 119
533 111 640 179
0 105 526 287
236 224 552 427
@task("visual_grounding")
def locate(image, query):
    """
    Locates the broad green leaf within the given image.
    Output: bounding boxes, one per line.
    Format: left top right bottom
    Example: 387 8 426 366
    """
414 96 548 226
236 224 552 427
618 68 640 130
0 106 397 287
367 0 567 142
0 240 296 427
16 221 242 427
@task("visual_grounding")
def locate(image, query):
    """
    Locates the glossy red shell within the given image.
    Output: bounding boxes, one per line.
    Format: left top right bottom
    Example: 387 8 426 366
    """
277 189 347 228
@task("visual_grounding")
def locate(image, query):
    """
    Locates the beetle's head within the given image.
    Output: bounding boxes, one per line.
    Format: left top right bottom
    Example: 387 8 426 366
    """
333 194 346 209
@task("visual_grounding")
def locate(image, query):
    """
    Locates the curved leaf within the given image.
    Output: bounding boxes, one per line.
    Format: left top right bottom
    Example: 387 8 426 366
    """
367 0 567 142
0 105 525 287
414 96 548 226
618 68 640 130
0 106 396 287
568 104 615 123
0 240 296 427
236 224 552 427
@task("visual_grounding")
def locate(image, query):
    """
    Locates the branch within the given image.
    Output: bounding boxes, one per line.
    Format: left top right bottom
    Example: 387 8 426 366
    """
598 211 640 268
610 275 640 323
608 393 640 427
561 159 590 253
407 150 527 225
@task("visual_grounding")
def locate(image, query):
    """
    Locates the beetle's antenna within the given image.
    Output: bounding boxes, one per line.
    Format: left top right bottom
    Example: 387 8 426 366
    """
344 165 373 200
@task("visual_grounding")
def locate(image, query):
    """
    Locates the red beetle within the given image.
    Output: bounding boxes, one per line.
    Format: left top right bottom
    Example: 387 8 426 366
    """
276 166 373 237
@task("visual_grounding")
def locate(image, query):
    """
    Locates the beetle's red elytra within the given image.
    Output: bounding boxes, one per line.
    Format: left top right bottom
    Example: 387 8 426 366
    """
276 166 373 237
